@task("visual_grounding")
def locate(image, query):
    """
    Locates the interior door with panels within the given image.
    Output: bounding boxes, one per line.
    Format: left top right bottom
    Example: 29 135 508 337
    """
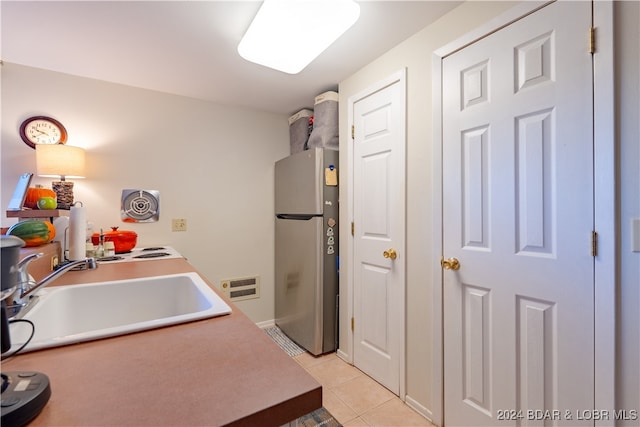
442 2 595 425
352 71 406 395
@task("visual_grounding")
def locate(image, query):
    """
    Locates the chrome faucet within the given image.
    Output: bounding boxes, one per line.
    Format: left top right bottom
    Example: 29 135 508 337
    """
8 255 98 318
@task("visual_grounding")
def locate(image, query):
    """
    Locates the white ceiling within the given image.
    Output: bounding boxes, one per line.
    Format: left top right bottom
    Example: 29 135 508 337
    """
1 1 461 116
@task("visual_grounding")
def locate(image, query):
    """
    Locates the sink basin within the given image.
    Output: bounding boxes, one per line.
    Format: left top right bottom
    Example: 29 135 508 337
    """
8 272 232 353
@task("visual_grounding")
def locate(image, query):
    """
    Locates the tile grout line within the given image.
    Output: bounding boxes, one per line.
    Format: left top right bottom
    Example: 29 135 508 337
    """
326 382 396 421
295 352 432 426
301 355 396 424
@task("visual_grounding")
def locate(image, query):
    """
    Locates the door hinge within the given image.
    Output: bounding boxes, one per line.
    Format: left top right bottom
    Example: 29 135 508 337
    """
591 230 598 257
351 221 354 236
351 125 355 140
589 27 596 54
351 317 354 331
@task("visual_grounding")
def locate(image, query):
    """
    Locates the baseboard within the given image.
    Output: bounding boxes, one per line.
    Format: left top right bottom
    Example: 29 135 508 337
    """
405 395 434 425
336 348 351 364
256 319 275 329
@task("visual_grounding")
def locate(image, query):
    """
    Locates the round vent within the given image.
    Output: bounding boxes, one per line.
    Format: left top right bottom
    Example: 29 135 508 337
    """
121 189 159 222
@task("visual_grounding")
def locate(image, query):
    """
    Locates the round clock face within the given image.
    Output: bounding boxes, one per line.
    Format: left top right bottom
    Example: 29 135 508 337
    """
19 116 68 149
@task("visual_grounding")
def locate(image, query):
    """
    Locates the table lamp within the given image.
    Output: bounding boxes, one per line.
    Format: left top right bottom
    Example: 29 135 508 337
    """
35 145 86 209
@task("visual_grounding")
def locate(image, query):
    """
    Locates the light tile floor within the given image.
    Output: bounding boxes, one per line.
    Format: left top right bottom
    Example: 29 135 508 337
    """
294 352 434 427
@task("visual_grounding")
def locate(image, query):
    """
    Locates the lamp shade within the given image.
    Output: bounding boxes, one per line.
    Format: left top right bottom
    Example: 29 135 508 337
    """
36 145 86 179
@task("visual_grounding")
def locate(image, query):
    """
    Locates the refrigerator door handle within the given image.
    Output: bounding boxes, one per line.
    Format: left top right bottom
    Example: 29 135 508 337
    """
276 214 318 220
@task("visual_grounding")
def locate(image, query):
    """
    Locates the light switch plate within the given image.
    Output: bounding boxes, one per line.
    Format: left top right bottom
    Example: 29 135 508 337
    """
632 218 640 252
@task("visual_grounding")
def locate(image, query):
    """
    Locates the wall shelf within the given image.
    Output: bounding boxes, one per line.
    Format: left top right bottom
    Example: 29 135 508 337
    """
6 209 69 222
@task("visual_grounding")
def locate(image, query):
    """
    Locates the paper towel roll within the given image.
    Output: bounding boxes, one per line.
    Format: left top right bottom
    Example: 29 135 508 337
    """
68 205 87 260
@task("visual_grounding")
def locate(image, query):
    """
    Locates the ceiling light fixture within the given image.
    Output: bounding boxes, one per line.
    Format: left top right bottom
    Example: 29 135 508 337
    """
238 0 360 74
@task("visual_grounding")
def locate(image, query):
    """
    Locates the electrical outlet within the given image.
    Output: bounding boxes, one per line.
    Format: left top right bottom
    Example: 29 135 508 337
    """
172 218 187 232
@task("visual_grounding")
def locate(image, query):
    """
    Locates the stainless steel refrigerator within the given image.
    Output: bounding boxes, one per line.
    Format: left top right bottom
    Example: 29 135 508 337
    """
275 148 339 355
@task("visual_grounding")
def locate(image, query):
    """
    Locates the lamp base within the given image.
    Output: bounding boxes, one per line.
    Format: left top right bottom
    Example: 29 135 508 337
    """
52 181 74 210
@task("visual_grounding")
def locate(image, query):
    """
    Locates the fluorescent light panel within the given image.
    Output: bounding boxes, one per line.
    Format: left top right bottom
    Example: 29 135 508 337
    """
238 0 360 74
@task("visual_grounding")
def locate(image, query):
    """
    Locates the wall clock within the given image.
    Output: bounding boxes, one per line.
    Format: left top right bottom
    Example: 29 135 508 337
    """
19 116 68 149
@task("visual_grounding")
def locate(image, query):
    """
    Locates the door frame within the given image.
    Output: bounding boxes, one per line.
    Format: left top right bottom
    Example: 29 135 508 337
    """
344 69 407 398
430 1 615 426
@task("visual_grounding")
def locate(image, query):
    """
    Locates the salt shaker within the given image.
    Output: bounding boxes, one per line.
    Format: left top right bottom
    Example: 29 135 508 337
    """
104 241 115 257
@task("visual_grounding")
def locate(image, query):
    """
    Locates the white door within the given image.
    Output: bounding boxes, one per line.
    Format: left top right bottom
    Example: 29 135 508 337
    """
352 71 406 394
442 2 594 426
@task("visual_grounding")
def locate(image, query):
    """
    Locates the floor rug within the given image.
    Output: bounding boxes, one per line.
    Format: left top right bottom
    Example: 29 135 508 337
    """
263 326 306 357
264 327 339 426
295 407 342 427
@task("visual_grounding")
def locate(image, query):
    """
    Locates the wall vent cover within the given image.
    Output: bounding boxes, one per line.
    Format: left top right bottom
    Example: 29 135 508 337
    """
121 189 160 223
220 276 260 301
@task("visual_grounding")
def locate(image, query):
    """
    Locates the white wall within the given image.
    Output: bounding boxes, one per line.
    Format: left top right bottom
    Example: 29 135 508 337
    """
338 0 639 422
0 63 290 323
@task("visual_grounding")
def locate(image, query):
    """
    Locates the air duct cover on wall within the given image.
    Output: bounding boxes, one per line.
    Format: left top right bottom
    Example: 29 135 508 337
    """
121 189 160 223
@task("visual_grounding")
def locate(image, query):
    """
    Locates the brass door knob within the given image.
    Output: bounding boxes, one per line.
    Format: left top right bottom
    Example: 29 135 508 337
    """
383 249 397 260
441 257 460 270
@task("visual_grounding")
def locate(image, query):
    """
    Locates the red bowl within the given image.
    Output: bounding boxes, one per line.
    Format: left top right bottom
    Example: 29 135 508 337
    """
91 227 137 254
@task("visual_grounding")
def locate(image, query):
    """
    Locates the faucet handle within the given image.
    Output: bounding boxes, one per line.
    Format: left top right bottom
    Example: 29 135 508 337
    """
8 253 43 308
17 253 43 283
18 253 43 269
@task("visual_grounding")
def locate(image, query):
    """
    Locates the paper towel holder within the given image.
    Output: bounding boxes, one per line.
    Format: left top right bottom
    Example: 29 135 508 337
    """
68 202 87 261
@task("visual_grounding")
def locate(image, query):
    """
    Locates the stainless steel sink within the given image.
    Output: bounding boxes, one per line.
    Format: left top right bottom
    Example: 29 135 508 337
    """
8 272 232 353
